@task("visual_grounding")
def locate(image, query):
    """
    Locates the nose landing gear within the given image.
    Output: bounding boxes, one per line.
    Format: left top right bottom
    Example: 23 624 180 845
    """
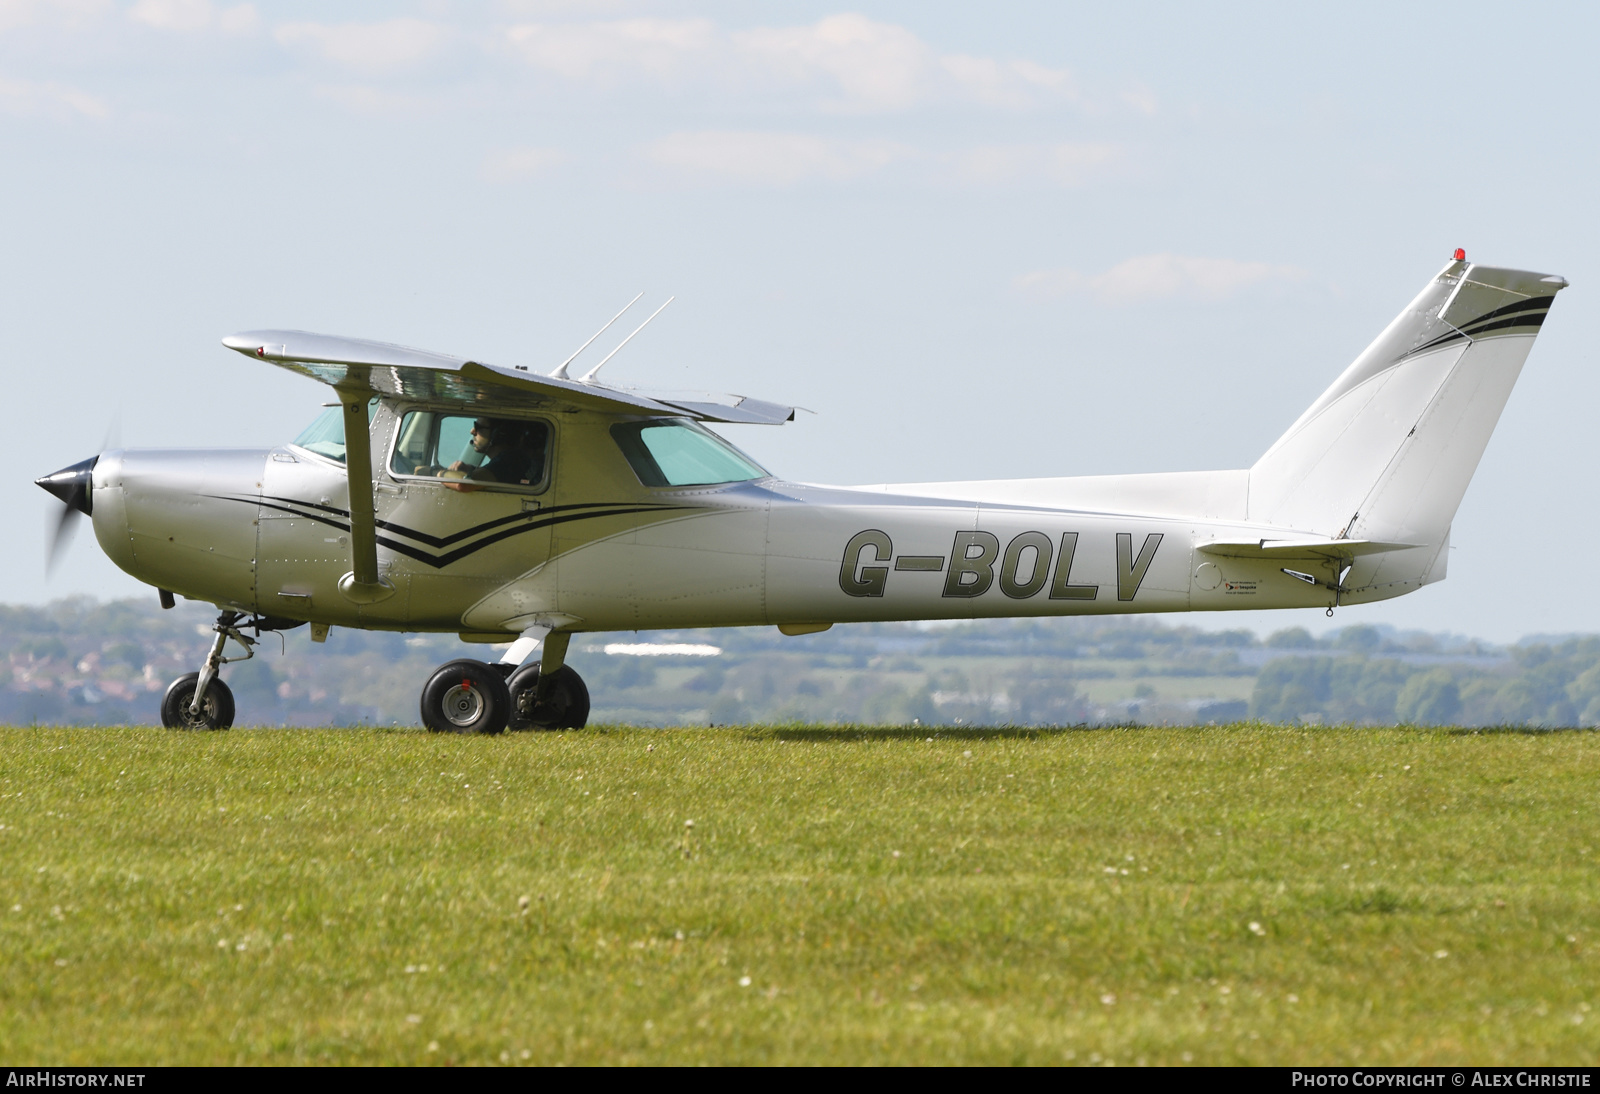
160 610 258 730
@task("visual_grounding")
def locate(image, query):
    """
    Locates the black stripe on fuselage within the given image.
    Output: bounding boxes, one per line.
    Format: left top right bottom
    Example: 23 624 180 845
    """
212 495 694 568
379 505 685 568
258 494 645 547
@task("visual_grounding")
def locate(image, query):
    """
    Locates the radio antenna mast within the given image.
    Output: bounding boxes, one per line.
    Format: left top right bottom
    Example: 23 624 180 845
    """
579 296 674 383
550 291 643 380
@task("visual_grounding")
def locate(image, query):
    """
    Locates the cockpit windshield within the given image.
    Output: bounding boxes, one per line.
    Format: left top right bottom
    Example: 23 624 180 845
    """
291 401 377 464
610 418 767 487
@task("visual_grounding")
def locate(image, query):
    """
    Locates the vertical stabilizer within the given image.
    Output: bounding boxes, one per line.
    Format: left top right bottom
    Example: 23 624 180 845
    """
1249 258 1565 550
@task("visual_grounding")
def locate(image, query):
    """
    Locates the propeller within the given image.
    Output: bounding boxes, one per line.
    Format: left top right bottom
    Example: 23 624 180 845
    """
36 455 98 574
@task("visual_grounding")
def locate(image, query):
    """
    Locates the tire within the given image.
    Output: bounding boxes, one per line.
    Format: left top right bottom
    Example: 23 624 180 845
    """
420 659 511 735
507 664 590 730
160 673 236 730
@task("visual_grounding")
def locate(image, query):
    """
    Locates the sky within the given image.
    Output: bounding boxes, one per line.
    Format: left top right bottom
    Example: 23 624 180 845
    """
4 0 1596 643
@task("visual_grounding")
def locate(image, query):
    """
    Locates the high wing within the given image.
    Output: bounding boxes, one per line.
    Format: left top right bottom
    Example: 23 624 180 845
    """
222 330 796 425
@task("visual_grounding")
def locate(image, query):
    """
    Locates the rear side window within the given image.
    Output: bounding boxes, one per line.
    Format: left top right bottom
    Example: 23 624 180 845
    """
611 419 767 488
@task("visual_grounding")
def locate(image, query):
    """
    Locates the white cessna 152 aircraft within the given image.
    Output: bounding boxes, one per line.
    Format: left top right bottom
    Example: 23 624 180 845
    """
36 252 1566 733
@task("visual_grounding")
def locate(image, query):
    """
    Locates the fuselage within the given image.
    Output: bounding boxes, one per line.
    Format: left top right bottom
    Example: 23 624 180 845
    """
85 397 1439 640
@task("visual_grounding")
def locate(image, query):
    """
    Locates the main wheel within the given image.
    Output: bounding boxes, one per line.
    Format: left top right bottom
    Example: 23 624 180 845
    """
420 659 511 735
507 664 590 730
160 673 236 730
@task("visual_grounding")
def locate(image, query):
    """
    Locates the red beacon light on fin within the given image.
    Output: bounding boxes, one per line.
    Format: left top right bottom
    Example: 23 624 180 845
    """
1454 248 1466 261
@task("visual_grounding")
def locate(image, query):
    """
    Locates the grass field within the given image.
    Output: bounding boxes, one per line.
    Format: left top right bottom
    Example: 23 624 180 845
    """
1 724 1596 1066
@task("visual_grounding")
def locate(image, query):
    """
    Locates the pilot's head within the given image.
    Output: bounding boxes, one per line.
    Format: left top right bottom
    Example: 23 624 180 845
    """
470 418 506 453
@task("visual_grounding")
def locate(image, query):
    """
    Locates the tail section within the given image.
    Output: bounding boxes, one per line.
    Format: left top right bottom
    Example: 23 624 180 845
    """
1249 256 1566 552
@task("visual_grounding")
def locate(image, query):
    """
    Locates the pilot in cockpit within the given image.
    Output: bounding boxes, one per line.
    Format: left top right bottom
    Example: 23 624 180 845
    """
431 418 538 493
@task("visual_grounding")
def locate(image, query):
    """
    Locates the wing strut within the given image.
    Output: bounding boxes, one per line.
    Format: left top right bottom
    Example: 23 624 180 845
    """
336 390 395 605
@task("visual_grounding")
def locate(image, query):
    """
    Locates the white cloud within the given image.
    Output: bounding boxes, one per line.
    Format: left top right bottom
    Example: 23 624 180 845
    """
643 131 910 185
1016 254 1309 304
130 0 207 32
311 83 451 117
939 54 1078 110
503 18 716 83
495 0 638 14
128 0 256 34
1121 83 1159 116
502 13 1084 113
0 0 112 34
214 2 253 33
0 73 107 118
952 142 1120 186
275 18 448 73
0 0 39 32
733 14 932 112
481 145 569 183
636 134 1123 189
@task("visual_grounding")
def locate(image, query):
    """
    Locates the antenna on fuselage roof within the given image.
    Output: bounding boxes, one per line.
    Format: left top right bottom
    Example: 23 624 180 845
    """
549 291 643 380
578 296 675 383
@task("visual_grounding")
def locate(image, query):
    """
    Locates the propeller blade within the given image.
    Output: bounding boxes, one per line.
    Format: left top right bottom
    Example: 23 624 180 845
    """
46 505 81 574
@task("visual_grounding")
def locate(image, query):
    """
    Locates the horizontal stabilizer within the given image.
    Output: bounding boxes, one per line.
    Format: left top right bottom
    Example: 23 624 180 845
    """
1197 538 1422 561
222 330 796 425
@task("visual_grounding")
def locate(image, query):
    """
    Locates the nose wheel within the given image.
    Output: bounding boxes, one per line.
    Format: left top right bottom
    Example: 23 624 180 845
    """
420 659 512 734
160 672 236 730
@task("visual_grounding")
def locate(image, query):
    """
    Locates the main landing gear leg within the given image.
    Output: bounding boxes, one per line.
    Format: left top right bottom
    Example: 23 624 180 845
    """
506 631 590 731
160 610 256 730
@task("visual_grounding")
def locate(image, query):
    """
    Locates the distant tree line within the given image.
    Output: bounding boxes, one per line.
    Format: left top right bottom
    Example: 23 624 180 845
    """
1 598 1596 727
1252 630 1600 726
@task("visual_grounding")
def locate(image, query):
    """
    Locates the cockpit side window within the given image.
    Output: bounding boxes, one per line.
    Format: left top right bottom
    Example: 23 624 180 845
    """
388 411 551 491
290 400 377 464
